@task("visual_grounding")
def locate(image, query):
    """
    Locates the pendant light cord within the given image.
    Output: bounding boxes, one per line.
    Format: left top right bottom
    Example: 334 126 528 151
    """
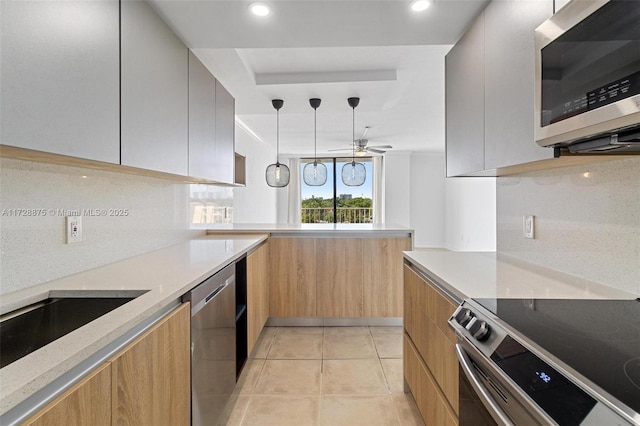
352 105 356 165
276 108 280 165
314 106 318 165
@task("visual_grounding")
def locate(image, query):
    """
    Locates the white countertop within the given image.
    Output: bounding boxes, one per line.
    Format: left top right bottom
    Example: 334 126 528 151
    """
403 251 637 302
0 234 268 417
206 223 414 236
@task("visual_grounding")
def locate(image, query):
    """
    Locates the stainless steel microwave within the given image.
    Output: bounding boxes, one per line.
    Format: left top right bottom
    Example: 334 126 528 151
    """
534 0 640 153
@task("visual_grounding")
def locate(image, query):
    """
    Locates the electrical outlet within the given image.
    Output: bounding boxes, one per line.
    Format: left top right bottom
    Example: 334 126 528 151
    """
66 216 82 244
523 215 535 239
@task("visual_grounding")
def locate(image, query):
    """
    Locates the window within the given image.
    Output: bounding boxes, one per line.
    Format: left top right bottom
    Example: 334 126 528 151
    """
300 158 374 224
190 184 233 225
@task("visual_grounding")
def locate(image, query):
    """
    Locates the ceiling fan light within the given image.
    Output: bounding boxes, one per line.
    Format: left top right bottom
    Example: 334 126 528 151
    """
355 150 367 157
303 161 327 186
249 2 270 16
410 0 431 12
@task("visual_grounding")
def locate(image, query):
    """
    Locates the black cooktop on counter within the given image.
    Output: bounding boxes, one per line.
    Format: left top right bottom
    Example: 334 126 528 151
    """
473 298 640 416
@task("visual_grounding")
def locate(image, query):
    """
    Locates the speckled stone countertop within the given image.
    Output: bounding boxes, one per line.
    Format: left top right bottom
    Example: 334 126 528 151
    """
403 251 637 303
0 234 268 417
206 223 414 238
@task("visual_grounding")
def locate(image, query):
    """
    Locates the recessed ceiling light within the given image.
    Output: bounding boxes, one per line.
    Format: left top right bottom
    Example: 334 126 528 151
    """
249 2 271 17
410 0 431 12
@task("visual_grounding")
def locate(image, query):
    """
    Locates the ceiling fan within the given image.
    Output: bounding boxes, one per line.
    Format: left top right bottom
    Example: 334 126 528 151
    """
329 127 393 156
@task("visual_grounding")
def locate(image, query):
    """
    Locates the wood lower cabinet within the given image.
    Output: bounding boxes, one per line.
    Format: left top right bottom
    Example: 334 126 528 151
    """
317 238 364 317
24 363 112 426
404 334 457 426
270 236 410 318
247 241 270 354
269 237 317 317
111 303 190 426
363 238 411 317
404 264 460 424
25 303 190 426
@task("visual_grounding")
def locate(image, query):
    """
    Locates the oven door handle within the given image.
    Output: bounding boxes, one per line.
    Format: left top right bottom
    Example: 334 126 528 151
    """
456 344 514 426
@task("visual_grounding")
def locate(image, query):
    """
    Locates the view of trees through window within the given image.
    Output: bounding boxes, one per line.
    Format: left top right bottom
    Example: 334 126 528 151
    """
301 158 374 224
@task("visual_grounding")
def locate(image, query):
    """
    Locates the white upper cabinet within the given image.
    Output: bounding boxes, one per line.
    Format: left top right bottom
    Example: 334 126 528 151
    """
188 52 236 183
120 0 189 176
445 12 485 177
1 0 120 163
214 80 235 184
446 0 555 176
483 0 554 170
188 52 217 180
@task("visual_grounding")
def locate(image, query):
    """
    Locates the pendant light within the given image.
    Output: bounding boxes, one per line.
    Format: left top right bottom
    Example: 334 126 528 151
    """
303 98 327 186
341 97 366 186
265 99 290 187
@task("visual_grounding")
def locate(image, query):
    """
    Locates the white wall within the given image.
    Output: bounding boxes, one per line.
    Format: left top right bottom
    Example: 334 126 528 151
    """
497 157 640 295
409 153 446 248
232 124 279 223
444 177 496 251
0 158 200 295
384 153 411 227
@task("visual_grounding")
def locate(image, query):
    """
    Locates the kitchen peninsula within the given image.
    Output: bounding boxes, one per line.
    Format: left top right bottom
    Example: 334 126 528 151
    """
1 224 412 424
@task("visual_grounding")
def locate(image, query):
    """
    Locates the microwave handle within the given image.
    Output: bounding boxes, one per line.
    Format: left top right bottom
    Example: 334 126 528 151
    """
456 344 514 426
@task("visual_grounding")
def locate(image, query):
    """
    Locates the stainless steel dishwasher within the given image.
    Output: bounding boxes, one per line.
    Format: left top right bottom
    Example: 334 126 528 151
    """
183 263 236 426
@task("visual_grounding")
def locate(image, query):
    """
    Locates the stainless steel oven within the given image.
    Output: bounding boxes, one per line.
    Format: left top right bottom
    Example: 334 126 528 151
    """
534 0 640 153
449 298 639 425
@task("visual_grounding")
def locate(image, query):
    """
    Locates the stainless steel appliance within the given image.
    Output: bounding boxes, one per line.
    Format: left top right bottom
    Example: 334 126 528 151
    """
183 263 236 426
534 0 640 153
449 298 640 425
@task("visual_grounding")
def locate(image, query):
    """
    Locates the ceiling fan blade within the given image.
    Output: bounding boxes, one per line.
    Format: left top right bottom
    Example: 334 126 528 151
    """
367 148 386 154
327 148 352 152
368 145 393 149
360 126 371 140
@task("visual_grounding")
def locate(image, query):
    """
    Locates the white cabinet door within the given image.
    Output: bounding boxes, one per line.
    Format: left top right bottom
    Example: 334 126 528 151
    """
445 12 485 177
188 52 217 180
214 80 235 184
1 0 119 163
483 0 553 170
120 0 188 175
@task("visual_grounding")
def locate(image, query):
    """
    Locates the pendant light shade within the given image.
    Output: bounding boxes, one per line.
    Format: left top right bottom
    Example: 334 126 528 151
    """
341 97 366 186
303 98 327 186
266 99 290 187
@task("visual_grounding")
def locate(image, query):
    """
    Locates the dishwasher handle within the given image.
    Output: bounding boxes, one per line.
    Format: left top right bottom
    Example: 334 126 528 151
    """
189 273 235 317
456 344 514 426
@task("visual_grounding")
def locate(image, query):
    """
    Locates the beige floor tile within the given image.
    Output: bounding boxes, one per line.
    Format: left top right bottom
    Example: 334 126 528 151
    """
392 393 425 426
267 333 322 359
373 332 403 359
234 359 265 395
370 326 403 335
255 359 322 395
323 334 377 359
323 326 370 336
222 394 252 426
322 359 389 395
319 395 400 426
242 395 320 426
380 358 404 393
276 326 323 335
250 327 277 359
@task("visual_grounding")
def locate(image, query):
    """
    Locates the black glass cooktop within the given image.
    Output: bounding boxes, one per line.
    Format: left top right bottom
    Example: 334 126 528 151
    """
473 298 640 415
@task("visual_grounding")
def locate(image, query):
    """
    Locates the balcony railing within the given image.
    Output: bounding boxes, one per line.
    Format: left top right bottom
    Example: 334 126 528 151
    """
301 207 373 224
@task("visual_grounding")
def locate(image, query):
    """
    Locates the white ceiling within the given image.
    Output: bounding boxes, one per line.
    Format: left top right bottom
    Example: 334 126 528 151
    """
150 0 489 156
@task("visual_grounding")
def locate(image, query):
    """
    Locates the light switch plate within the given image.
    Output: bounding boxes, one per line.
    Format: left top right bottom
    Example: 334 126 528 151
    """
523 215 535 239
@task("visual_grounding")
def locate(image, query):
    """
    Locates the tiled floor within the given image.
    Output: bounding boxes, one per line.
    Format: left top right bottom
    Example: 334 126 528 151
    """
222 326 425 426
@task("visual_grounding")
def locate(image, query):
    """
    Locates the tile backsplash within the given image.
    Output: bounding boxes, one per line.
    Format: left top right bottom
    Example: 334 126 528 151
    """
0 158 202 295
497 157 640 296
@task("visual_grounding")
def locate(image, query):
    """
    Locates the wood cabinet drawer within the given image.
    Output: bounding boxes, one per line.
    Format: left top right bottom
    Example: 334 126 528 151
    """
404 333 458 426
